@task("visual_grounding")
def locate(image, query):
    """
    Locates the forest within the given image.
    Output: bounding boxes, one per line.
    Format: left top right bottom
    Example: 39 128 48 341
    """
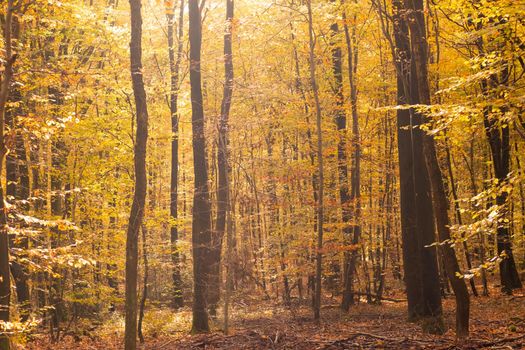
0 0 524 349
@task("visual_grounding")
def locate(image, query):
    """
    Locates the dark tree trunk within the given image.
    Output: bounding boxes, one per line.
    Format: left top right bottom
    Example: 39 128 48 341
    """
209 0 234 314
138 225 149 343
329 3 352 311
341 4 361 311
486 120 522 292
474 11 522 296
5 82 31 321
0 187 10 350
223 9 236 322
405 0 469 338
189 0 212 333
444 135 478 297
481 76 522 293
168 0 185 310
392 0 442 324
125 0 149 347
0 1 16 349
306 0 324 322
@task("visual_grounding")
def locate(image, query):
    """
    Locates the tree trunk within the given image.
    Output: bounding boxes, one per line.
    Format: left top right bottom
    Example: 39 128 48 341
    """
444 135 478 297
209 0 234 315
405 0 469 338
475 20 522 296
125 0 149 347
391 0 442 326
341 3 361 311
306 0 324 322
329 2 351 311
138 225 149 343
289 15 319 307
168 0 185 310
0 1 16 349
5 75 31 321
189 0 212 333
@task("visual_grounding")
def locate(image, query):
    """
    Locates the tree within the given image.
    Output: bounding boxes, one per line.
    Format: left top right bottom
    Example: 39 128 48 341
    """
168 0 185 310
404 0 470 338
340 0 362 311
0 1 17 348
390 0 443 328
189 0 212 333
474 17 523 293
329 1 351 311
209 0 234 315
125 0 150 347
220 2 235 329
306 0 325 322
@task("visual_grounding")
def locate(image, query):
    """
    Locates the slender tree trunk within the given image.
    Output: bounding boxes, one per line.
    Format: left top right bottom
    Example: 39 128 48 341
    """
405 0 469 338
464 136 489 295
5 71 30 322
189 0 212 333
168 0 185 310
306 0 324 322
209 0 234 315
290 15 319 305
329 1 351 311
515 143 525 271
137 225 149 343
0 1 16 349
224 173 234 334
341 3 361 311
125 0 149 347
475 29 522 295
444 136 478 297
482 88 522 293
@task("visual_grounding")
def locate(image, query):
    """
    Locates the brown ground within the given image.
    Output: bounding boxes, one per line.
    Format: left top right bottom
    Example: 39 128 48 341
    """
23 292 525 349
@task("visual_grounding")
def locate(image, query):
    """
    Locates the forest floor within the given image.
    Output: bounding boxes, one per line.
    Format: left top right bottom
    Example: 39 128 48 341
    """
24 290 525 349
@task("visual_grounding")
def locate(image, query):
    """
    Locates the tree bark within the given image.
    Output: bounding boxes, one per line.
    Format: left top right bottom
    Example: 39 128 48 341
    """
474 13 522 295
209 0 234 315
125 0 149 347
306 0 324 322
481 82 522 293
405 0 469 338
5 57 31 322
330 2 351 311
138 225 149 343
341 3 361 311
0 1 16 349
168 0 185 310
189 0 212 333
289 13 319 307
444 135 478 297
391 0 442 326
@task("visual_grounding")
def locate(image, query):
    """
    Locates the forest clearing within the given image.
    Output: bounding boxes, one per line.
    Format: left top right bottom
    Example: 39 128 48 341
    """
0 0 524 349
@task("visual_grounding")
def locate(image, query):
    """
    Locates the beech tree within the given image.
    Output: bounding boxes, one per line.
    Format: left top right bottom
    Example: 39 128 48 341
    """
125 0 149 346
167 0 185 310
0 1 16 349
306 0 325 322
341 0 362 311
389 0 442 327
209 0 234 315
329 1 352 312
404 0 470 338
189 0 212 333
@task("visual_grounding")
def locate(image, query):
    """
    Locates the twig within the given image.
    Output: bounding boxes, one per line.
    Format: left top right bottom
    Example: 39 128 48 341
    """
478 334 525 347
